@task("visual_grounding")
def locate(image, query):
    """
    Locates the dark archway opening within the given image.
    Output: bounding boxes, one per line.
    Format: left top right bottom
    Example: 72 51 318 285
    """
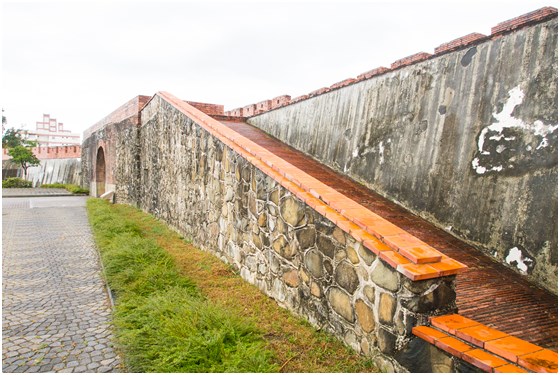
96 147 106 197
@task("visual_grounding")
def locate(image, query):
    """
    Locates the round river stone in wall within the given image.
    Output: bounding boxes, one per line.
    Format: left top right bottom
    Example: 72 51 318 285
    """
355 299 376 333
296 227 316 249
379 292 397 326
280 196 305 227
328 287 355 323
304 249 324 278
282 269 300 288
334 262 359 293
371 260 400 292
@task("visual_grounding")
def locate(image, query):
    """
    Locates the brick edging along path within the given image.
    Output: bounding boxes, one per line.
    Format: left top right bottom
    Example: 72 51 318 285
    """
2 196 121 373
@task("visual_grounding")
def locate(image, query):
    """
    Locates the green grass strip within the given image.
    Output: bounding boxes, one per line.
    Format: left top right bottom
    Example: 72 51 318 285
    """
86 199 277 373
42 183 89 194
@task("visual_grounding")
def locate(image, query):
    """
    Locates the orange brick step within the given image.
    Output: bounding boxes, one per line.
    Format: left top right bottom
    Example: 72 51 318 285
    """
413 314 558 373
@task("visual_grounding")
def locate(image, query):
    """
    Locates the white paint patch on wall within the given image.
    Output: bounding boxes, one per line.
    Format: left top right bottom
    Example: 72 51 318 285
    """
473 85 558 174
505 246 534 274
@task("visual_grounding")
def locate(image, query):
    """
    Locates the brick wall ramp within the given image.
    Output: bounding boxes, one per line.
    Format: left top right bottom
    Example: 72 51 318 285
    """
414 315 558 373
159 91 466 281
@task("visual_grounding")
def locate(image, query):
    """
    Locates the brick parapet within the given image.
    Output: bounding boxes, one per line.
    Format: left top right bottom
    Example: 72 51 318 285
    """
83 95 151 140
223 7 557 116
390 52 432 69
184 101 224 116
356 67 390 80
2 145 82 160
434 33 488 54
158 91 467 281
491 6 557 36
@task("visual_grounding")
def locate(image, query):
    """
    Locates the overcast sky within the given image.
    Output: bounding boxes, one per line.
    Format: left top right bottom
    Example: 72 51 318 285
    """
1 0 554 137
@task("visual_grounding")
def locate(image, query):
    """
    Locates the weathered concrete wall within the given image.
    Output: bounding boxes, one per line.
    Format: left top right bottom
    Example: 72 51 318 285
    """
2 158 81 186
248 18 558 293
136 95 458 372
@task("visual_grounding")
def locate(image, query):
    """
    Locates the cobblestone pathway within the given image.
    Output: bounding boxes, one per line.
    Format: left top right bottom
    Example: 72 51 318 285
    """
2 196 122 373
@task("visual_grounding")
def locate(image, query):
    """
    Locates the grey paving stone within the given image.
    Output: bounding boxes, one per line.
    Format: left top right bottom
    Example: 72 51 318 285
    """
66 360 80 368
87 362 100 370
39 364 53 372
2 196 122 373
53 363 66 371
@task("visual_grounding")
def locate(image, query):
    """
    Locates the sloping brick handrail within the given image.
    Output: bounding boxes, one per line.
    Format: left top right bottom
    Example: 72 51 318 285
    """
157 91 467 281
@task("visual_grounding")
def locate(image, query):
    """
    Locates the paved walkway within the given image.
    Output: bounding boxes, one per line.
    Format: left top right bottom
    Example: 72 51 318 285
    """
2 188 73 197
2 195 122 373
221 119 558 350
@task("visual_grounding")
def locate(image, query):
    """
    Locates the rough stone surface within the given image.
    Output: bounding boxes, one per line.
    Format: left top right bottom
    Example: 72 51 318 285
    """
328 288 354 323
334 261 360 293
248 19 559 293
296 227 316 249
355 299 376 333
280 196 305 227
357 243 376 266
2 196 122 373
379 293 397 325
304 250 324 279
282 270 300 288
371 261 400 292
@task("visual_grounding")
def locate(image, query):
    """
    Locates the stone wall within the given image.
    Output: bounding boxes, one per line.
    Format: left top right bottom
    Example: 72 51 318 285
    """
81 118 139 202
247 17 558 293
136 95 457 371
81 95 149 202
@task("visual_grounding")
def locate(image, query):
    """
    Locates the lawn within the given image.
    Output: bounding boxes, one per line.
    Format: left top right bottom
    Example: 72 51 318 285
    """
87 199 378 372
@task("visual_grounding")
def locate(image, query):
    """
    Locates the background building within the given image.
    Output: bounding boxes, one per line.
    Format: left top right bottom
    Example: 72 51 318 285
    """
22 114 80 146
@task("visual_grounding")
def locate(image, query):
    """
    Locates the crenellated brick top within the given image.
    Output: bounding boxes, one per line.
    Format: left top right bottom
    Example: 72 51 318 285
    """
2 145 81 160
223 6 557 118
157 91 468 281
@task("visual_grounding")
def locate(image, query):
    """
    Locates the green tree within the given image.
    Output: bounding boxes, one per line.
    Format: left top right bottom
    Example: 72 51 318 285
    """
8 145 40 179
2 127 25 148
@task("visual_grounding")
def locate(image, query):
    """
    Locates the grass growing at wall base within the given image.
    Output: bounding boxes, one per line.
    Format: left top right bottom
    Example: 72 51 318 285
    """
87 199 378 373
86 199 276 372
42 183 89 195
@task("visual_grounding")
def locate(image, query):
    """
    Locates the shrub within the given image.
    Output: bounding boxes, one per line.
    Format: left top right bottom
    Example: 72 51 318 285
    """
2 177 32 188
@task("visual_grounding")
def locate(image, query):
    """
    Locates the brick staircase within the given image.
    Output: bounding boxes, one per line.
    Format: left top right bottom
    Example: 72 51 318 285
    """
413 315 557 372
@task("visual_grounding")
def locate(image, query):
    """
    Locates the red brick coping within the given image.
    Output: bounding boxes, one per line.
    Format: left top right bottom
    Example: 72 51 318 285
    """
413 314 558 372
155 91 467 281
